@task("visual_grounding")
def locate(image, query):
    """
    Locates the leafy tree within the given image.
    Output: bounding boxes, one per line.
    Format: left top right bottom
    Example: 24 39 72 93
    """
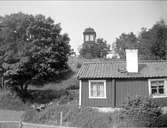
113 20 167 60
150 20 167 59
79 38 110 59
112 32 138 59
0 13 72 98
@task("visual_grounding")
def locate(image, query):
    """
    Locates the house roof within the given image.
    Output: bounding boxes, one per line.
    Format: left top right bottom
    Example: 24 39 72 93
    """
77 60 167 79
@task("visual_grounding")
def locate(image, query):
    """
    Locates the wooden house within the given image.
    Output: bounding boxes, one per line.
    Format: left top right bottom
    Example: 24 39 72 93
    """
77 49 167 107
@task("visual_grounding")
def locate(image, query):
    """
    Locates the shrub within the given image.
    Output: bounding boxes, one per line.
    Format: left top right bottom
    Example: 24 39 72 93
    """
151 113 167 127
76 62 82 68
21 109 40 123
120 96 161 127
22 103 117 128
66 84 79 90
0 90 29 111
71 107 114 128
22 103 80 125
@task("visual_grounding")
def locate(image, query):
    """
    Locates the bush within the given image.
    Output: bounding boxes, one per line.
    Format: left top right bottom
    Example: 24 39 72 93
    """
71 107 114 128
22 103 80 125
22 103 118 128
151 113 167 127
76 62 82 69
0 90 30 111
22 109 40 123
120 96 161 127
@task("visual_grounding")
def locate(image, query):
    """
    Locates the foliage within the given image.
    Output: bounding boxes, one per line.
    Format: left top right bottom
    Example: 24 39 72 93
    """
151 113 167 127
121 96 161 127
76 62 82 68
0 89 30 111
71 107 114 128
0 12 72 99
113 32 138 59
22 103 80 125
113 19 167 60
22 104 116 128
79 38 110 59
150 20 167 59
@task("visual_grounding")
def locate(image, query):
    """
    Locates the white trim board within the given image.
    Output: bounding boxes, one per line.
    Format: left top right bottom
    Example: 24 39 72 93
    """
79 80 82 106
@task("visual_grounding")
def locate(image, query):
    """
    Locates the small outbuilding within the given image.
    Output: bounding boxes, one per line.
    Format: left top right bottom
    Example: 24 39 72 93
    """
77 49 167 107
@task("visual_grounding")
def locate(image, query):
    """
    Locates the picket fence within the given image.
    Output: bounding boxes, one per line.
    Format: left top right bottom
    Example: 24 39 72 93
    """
0 121 77 128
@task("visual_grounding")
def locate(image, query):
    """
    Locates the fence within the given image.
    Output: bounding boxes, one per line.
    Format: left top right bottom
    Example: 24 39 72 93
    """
0 121 77 128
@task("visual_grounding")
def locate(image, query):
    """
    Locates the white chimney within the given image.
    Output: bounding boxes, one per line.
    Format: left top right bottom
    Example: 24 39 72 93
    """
125 49 138 73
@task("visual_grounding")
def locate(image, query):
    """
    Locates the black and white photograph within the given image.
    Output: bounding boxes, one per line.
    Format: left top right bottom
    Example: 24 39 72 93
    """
0 0 167 127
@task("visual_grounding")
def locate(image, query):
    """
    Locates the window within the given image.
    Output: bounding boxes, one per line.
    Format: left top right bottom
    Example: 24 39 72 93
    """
148 79 167 98
90 35 94 41
89 80 106 99
85 35 89 41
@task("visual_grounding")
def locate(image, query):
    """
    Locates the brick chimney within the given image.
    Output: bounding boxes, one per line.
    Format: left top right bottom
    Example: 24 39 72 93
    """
125 49 138 73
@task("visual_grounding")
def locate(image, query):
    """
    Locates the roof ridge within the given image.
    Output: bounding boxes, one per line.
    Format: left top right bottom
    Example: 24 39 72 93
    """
82 60 167 65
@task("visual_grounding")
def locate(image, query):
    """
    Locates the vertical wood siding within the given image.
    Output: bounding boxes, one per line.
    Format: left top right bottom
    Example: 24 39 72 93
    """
81 79 114 107
81 78 167 107
115 79 149 106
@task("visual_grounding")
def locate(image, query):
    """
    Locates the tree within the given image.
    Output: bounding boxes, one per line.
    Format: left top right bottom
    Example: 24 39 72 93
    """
113 32 138 59
79 38 110 59
150 20 167 59
0 13 72 98
0 12 34 88
113 20 167 60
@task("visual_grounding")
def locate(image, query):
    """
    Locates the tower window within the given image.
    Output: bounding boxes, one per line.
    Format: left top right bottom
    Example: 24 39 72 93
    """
85 35 89 41
90 35 94 41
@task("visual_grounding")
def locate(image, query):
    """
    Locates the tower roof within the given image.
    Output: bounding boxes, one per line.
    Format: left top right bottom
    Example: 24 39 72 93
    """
83 27 96 34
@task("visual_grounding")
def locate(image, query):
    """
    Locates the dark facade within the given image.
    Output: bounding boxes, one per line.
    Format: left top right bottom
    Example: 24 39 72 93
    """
80 77 167 107
78 60 167 107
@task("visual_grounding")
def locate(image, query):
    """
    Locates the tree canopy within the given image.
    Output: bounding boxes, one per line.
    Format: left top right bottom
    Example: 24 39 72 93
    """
0 12 72 98
79 38 110 59
113 20 167 60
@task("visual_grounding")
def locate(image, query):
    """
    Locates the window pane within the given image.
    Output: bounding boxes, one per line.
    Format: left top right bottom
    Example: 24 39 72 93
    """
158 81 164 85
151 80 165 96
151 88 157 94
151 81 158 86
97 85 101 97
91 84 97 97
90 35 94 41
159 86 164 94
99 85 104 97
90 82 104 97
85 35 89 41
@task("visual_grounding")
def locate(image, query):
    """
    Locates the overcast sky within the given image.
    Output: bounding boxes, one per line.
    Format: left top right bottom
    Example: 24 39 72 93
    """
0 1 167 54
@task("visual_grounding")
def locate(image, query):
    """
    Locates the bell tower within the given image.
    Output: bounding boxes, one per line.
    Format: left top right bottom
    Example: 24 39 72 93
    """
83 27 96 43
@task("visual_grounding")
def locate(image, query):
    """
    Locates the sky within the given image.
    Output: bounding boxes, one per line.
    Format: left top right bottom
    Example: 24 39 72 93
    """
0 1 167 54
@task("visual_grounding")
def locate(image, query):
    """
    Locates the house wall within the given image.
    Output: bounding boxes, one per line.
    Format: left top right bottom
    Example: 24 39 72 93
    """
115 79 149 106
81 78 167 107
81 79 114 107
115 78 167 106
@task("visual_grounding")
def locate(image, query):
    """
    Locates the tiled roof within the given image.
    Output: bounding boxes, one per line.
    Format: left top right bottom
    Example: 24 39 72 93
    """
77 60 167 79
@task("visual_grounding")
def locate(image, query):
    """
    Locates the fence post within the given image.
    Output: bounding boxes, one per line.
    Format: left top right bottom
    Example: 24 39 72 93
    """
60 111 63 125
19 120 23 128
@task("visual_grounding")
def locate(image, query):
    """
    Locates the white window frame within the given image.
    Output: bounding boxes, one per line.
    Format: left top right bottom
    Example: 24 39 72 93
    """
88 80 107 99
79 80 82 106
148 79 167 98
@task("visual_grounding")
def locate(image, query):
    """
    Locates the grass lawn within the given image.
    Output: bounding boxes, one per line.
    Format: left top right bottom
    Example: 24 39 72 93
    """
0 110 24 121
